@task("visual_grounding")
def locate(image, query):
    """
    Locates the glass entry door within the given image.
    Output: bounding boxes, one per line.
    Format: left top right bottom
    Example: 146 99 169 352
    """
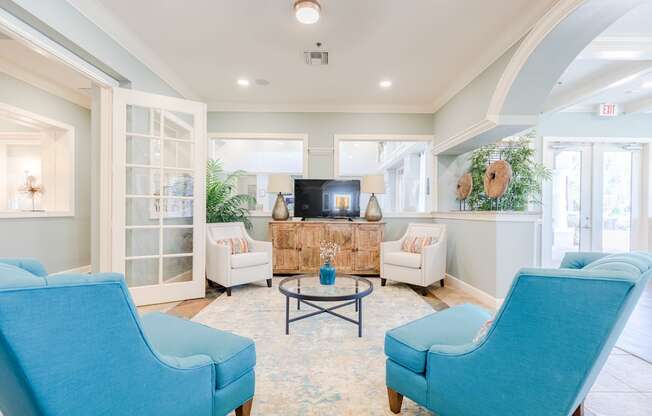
112 88 206 305
543 141 641 267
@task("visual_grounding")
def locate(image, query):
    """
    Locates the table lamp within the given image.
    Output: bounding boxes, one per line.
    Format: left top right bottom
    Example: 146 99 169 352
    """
268 174 293 220
361 174 385 221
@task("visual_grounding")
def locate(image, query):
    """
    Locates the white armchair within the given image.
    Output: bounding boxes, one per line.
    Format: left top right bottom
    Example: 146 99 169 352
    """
380 223 447 295
206 222 273 296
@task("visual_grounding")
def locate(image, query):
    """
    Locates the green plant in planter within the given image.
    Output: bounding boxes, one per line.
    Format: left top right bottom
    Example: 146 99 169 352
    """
206 159 256 230
466 131 551 211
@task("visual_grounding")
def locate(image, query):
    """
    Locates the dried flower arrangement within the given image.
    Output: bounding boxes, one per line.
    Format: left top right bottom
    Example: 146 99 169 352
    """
319 241 340 264
19 175 44 212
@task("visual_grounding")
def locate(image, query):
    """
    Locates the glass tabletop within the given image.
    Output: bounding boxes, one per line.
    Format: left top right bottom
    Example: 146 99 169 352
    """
278 274 373 301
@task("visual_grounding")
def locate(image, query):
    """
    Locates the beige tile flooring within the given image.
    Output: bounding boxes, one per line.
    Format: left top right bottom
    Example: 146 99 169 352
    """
138 277 652 416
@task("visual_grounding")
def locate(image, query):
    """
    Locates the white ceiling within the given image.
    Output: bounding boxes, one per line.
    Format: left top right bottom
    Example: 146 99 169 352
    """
548 3 652 114
68 0 557 112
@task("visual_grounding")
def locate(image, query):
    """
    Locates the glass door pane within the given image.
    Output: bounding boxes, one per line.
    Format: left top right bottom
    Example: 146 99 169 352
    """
114 86 205 306
601 150 632 253
551 150 583 266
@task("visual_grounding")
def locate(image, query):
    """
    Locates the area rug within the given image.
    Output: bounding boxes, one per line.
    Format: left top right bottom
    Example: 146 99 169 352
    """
193 279 435 415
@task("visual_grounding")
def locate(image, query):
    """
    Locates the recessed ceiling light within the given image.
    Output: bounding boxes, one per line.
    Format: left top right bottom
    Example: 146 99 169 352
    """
380 80 392 88
294 0 321 25
237 79 250 87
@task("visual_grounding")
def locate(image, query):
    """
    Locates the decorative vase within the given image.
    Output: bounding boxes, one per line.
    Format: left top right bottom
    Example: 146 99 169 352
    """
365 193 383 221
272 192 290 221
319 262 336 285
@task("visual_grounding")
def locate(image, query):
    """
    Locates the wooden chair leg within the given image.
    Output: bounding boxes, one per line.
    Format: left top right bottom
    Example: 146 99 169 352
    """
387 387 403 414
235 398 253 416
573 402 584 416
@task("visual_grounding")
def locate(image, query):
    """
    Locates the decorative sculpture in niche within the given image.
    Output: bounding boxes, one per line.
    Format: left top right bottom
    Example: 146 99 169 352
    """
456 172 473 210
19 173 44 212
484 160 512 199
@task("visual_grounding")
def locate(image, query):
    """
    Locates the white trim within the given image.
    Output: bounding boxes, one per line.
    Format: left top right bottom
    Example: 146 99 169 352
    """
432 211 542 223
432 119 496 155
52 264 92 275
0 8 118 88
0 210 74 219
444 273 503 309
486 0 586 118
334 134 434 142
65 0 199 100
207 102 434 114
307 147 334 155
0 57 91 108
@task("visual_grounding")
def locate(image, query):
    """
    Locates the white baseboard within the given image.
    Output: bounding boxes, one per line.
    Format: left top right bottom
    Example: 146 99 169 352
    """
53 265 92 275
444 273 503 309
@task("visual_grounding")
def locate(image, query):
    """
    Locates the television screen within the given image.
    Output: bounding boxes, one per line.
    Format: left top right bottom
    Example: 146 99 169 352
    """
294 179 360 218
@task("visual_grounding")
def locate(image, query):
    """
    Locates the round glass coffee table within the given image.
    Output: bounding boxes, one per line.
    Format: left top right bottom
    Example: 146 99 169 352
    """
278 274 373 337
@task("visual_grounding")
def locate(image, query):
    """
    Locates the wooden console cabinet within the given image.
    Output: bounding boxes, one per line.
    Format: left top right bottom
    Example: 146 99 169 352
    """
269 221 384 275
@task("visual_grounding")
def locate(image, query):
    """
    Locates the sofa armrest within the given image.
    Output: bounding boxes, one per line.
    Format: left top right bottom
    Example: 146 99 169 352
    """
559 252 610 269
45 272 124 286
0 258 47 277
421 237 446 279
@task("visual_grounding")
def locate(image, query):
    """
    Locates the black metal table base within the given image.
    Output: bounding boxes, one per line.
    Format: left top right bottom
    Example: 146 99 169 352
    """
284 296 364 337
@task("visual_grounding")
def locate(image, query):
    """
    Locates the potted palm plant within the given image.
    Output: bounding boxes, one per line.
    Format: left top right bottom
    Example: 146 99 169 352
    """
206 159 256 230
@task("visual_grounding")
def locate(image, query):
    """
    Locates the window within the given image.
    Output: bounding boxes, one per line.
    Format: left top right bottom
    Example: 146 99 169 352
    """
208 134 307 212
0 104 74 217
336 135 434 214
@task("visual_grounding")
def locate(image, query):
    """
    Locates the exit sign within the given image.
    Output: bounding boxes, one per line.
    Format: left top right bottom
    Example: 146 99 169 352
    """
598 103 620 117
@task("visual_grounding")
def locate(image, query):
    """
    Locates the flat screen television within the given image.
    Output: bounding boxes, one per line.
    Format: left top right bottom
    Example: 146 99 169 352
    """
294 179 361 219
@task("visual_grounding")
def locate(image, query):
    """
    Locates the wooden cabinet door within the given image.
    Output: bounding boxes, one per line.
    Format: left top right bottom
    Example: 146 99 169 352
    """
354 224 383 274
270 223 299 272
325 223 354 273
299 223 323 272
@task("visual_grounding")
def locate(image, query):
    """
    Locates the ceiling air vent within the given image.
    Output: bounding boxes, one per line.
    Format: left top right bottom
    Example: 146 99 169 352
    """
305 50 328 65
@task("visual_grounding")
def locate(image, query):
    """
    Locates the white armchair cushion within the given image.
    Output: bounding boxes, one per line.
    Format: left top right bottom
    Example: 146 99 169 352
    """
384 252 422 269
231 252 269 269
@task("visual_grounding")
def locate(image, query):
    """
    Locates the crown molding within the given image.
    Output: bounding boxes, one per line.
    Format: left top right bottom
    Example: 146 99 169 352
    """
432 119 496 155
65 0 203 101
0 56 91 108
207 102 435 114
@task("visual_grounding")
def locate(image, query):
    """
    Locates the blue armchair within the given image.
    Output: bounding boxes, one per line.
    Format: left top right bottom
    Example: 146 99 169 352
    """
384 252 652 416
0 259 255 416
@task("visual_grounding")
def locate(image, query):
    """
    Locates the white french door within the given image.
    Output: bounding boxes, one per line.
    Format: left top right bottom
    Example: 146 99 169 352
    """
112 88 206 305
543 140 644 267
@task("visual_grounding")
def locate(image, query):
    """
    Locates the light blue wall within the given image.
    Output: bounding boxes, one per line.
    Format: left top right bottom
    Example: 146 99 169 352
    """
209 111 436 240
538 112 652 138
0 73 91 272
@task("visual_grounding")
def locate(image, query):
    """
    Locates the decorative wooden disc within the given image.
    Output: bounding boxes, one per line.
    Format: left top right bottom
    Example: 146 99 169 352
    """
483 160 512 199
456 173 473 200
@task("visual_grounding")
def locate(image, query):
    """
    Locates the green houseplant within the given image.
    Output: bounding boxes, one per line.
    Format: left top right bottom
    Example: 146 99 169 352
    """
466 131 551 211
206 159 256 229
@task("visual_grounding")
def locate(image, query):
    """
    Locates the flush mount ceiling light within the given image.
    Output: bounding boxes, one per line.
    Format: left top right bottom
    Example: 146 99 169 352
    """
379 80 392 88
237 79 250 87
294 0 321 24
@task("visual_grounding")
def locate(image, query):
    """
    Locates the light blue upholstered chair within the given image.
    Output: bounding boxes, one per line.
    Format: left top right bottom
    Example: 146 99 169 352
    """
384 252 652 416
0 258 256 416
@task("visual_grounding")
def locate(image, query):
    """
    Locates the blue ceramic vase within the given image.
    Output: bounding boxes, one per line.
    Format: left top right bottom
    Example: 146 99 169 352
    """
319 262 336 285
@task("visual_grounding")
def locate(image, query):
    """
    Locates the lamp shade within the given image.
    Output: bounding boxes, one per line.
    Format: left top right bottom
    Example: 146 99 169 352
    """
267 174 293 193
361 174 385 194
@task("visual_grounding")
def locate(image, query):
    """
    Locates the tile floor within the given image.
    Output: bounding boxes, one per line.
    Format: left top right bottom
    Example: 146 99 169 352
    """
138 277 652 416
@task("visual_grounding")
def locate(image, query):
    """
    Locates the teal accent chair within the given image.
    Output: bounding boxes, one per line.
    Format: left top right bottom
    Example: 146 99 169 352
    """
384 252 652 416
0 259 256 416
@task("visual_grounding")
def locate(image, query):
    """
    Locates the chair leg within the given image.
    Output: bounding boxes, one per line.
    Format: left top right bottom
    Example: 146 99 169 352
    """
387 387 403 414
226 288 232 296
440 279 445 288
266 278 272 288
381 278 387 286
235 398 253 416
573 402 584 416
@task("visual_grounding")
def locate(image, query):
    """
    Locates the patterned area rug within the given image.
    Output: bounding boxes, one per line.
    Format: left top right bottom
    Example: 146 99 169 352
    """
193 279 435 415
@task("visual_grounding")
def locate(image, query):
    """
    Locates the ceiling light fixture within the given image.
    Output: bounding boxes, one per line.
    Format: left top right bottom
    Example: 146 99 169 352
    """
237 79 250 87
294 0 321 25
380 80 392 88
